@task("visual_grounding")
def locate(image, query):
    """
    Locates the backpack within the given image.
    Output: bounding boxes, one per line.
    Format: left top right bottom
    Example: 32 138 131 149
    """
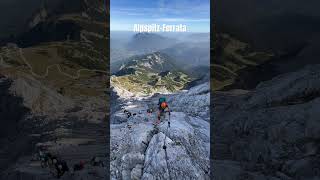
159 97 166 104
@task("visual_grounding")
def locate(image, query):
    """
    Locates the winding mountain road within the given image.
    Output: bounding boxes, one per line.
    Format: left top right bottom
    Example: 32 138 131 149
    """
18 48 107 79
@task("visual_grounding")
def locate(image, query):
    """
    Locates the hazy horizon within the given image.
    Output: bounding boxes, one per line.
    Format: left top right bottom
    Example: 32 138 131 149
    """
111 0 210 32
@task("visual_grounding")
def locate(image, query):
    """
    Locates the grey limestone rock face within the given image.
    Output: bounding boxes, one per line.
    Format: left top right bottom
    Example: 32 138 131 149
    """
213 65 320 180
111 83 210 180
10 75 74 117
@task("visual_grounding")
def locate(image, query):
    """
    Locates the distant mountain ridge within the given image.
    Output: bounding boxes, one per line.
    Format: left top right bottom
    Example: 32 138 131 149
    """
126 33 177 53
161 42 209 78
0 0 107 48
111 52 191 97
115 52 179 76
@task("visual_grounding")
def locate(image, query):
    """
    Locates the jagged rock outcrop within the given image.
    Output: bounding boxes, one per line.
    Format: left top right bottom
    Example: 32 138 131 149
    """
9 75 74 117
0 75 30 137
0 75 36 176
213 65 320 180
168 82 210 121
28 5 48 29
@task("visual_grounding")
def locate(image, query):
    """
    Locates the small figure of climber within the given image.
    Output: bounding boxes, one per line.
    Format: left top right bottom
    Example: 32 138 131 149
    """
40 151 53 168
91 156 105 167
51 157 66 178
127 111 132 118
147 108 153 114
156 97 170 124
73 160 85 172
56 160 69 178
124 109 132 118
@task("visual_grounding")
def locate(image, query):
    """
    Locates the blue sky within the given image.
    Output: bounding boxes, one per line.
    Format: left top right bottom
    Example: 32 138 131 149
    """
111 0 210 32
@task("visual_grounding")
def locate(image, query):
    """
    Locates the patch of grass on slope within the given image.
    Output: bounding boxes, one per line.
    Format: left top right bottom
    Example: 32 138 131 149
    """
213 33 274 90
